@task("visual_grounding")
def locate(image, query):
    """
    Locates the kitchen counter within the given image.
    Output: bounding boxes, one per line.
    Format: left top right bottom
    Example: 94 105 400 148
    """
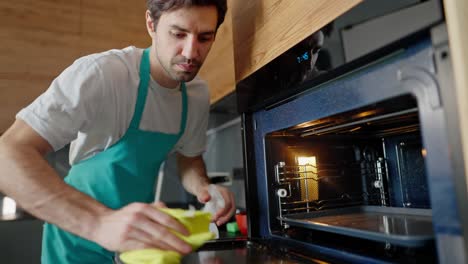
183 238 333 264
118 236 333 264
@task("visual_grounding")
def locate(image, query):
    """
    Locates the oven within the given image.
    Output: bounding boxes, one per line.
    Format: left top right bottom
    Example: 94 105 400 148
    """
233 0 466 263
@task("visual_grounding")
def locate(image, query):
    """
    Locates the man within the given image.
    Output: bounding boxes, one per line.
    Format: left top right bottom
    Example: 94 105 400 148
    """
0 0 235 263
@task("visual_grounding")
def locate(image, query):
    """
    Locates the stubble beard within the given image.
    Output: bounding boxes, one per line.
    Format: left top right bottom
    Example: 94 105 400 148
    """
170 55 202 82
156 51 201 83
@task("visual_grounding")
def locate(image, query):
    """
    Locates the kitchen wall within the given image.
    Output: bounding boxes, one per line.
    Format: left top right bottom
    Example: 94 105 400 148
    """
204 116 245 209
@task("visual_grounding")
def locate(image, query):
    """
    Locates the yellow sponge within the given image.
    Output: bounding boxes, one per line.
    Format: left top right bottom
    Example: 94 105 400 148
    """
119 208 214 264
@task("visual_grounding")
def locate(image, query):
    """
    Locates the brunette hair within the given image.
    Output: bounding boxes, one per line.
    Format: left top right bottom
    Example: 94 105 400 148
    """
146 0 227 30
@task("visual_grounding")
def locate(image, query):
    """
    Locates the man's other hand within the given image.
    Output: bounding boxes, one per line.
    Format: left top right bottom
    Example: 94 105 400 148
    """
197 184 236 226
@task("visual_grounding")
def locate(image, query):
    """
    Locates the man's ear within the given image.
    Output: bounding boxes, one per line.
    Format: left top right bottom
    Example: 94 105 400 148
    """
145 10 156 34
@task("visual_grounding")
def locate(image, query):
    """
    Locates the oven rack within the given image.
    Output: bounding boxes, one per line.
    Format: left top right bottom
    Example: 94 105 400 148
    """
275 164 361 181
274 160 389 220
274 160 387 198
279 192 386 213
274 162 384 181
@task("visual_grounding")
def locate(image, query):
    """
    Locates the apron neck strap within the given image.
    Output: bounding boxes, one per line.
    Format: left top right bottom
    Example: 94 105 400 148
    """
130 48 151 129
179 82 188 136
131 48 188 134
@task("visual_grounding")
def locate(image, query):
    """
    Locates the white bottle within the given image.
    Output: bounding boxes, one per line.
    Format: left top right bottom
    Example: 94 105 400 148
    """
202 184 225 239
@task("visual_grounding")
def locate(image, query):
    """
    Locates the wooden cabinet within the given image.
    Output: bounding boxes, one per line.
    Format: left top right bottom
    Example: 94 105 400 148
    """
200 0 362 104
198 0 236 105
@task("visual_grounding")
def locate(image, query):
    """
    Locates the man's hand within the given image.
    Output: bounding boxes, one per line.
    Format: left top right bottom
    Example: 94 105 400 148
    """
197 184 236 226
176 154 236 225
92 202 192 254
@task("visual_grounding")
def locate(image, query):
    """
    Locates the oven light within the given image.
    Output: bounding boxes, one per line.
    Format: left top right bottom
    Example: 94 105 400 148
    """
421 148 427 157
297 156 317 167
297 156 318 201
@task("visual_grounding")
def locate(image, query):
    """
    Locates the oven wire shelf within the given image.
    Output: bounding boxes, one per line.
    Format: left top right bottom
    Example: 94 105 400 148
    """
279 192 386 212
274 159 388 217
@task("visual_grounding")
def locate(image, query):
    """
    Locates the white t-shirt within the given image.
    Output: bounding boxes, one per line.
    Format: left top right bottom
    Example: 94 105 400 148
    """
17 46 210 165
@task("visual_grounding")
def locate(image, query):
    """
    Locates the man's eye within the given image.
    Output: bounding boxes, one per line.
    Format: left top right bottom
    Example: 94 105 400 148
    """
199 38 210 42
199 36 214 43
172 32 185 38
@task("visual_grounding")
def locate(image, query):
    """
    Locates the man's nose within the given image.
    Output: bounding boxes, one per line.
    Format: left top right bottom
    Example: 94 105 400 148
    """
181 37 199 60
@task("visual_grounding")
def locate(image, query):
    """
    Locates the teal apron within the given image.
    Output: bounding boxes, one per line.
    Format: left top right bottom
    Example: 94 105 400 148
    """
41 48 188 263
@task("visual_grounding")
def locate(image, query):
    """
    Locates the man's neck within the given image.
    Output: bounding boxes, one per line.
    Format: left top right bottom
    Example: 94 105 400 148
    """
148 47 180 89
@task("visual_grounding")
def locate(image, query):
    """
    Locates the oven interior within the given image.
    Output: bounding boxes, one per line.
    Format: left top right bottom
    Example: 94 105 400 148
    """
265 94 435 252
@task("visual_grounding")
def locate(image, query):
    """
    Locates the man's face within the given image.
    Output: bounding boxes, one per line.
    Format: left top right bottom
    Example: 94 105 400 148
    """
147 6 218 87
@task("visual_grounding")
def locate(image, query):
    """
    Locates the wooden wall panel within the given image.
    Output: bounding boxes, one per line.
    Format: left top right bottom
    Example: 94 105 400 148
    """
0 0 81 34
80 0 149 53
0 0 149 133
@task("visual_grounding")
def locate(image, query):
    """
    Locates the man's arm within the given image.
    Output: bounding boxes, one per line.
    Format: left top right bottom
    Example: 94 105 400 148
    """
0 119 192 254
176 153 236 225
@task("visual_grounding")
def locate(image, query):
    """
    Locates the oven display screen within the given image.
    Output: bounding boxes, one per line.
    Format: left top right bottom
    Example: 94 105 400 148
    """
296 51 310 64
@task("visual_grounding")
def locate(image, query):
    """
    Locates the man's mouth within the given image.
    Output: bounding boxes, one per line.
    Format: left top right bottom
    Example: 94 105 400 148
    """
177 63 198 72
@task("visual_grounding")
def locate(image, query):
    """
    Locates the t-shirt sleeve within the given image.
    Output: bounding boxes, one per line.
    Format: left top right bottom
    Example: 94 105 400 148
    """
175 81 210 157
16 57 105 151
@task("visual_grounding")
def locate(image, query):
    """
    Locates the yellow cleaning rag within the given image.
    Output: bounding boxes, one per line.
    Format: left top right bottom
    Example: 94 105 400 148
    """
120 208 214 264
